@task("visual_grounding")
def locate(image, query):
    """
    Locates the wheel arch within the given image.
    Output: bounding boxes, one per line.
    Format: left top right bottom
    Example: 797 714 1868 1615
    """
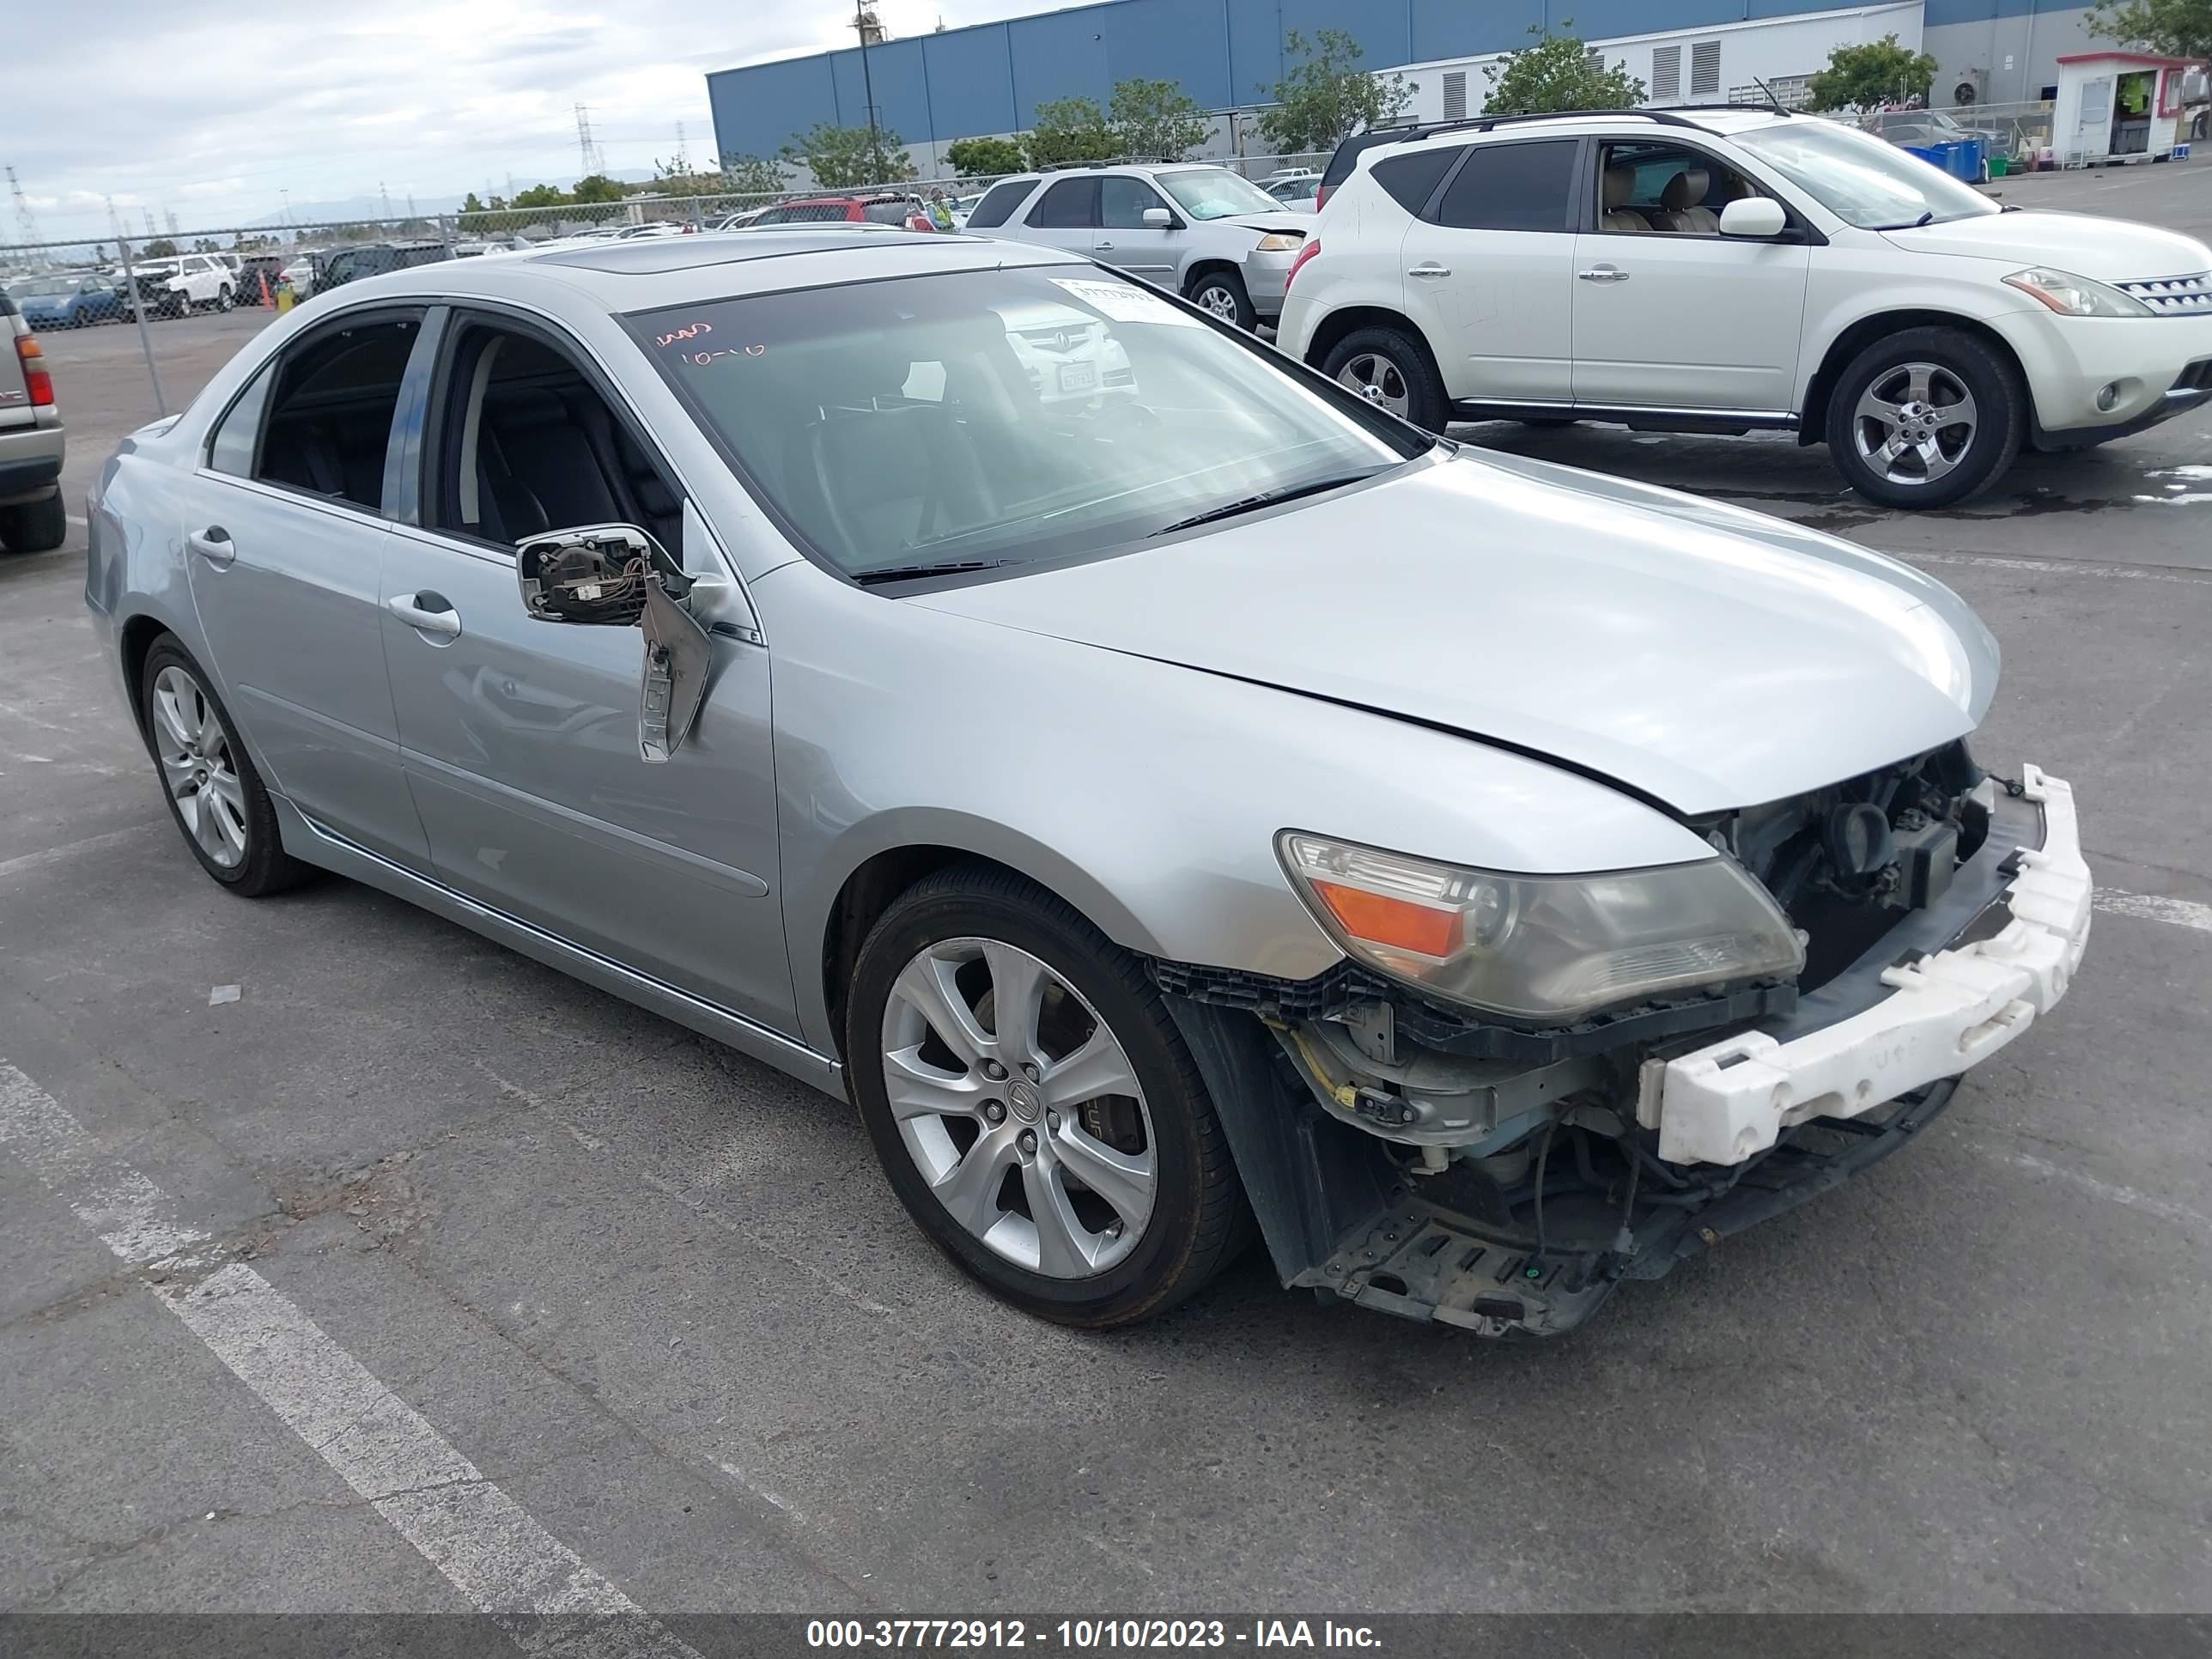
808 817 1170 1062
1797 309 2028 447
1180 258 1241 298
1300 304 1437 374
118 613 178 746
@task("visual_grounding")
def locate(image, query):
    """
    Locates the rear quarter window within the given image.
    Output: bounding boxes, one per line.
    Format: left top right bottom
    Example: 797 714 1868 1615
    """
1435 139 1579 233
1372 146 1465 215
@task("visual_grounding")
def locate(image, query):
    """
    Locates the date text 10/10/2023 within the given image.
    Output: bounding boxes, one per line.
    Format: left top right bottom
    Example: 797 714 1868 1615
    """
805 1620 1383 1650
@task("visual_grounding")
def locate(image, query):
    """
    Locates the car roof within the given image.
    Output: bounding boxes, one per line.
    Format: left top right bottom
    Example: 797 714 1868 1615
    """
1352 105 1793 168
316 227 1089 313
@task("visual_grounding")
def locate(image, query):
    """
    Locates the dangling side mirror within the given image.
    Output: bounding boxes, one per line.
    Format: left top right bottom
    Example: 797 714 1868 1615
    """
515 523 714 763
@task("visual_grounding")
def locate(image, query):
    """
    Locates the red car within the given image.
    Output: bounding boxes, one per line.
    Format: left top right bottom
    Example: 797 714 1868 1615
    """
746 192 942 232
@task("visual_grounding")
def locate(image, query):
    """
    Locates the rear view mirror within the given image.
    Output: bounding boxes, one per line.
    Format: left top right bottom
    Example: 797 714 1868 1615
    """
1142 206 1172 228
1719 197 1789 239
516 523 714 763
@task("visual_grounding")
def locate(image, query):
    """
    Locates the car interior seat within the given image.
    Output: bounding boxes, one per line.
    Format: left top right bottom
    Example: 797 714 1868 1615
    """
1601 167 1651 232
1658 169 1721 234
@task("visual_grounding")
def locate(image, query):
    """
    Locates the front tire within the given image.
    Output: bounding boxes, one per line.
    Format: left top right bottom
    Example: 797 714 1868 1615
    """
216 284 234 312
0 493 67 554
846 864 1251 1328
1186 268 1255 331
138 639 306 896
1825 325 2021 509
1321 325 1449 432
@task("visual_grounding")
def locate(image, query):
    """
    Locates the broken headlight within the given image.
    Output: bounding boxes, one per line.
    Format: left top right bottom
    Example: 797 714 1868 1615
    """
1277 832 1805 1023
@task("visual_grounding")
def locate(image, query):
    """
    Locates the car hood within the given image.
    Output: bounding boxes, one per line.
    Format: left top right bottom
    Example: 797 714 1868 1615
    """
1218 211 1310 238
913 453 1996 817
1881 210 2212 279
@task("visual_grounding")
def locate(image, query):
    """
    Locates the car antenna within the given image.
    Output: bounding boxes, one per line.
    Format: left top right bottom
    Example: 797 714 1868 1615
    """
1752 76 1788 117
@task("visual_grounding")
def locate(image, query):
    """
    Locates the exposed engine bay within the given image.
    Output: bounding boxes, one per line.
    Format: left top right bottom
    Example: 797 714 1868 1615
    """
1161 741 2036 1340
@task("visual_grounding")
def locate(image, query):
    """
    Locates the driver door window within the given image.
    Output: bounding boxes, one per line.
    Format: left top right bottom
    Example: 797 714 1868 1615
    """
1096 176 1177 281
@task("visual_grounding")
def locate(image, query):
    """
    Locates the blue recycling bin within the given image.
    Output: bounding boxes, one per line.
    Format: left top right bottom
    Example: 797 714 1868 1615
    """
1904 136 1988 183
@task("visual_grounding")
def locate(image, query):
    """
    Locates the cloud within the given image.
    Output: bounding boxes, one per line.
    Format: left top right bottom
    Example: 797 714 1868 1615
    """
5 0 1064 247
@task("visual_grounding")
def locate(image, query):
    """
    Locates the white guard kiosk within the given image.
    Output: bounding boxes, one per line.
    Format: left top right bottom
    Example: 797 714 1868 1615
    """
2051 52 2205 167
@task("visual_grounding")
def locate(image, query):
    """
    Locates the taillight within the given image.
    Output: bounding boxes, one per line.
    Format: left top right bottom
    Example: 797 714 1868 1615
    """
15 332 52 407
1315 185 1332 210
1285 237 1322 293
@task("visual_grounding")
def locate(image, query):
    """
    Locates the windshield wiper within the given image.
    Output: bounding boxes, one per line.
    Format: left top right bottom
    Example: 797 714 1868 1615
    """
1880 210 1938 230
1150 474 1380 538
850 559 1018 586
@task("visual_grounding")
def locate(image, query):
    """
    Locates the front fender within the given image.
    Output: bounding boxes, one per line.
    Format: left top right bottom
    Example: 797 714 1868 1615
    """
759 563 1714 1054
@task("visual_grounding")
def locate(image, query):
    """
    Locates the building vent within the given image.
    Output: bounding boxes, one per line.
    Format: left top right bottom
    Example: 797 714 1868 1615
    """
1690 40 1723 98
1443 70 1468 119
1651 45 1682 102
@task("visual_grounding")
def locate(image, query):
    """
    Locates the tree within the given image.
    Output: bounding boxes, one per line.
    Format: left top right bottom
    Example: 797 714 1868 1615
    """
571 173 624 204
1109 77 1212 161
1483 26 1646 115
510 183 569 209
781 121 915 187
460 191 488 216
2086 0 2212 58
142 238 178 258
718 153 788 195
1805 33 1939 112
1257 29 1416 154
1025 97 1119 167
945 136 1028 177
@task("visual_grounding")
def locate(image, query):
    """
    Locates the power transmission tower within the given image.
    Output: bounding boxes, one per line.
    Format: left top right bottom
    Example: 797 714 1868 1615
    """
380 181 394 220
142 208 157 237
574 104 605 176
854 1 885 184
5 165 40 247
673 120 690 176
164 208 179 239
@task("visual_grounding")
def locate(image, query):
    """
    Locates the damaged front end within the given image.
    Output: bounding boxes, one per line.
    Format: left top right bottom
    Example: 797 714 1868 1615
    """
1159 744 2090 1339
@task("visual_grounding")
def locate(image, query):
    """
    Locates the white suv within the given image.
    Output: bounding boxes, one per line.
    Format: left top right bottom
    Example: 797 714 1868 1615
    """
130 253 236 317
963 163 1310 330
1280 107 2212 507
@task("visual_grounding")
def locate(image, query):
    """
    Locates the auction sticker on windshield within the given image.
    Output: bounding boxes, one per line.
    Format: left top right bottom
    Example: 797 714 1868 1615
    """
1049 277 1200 327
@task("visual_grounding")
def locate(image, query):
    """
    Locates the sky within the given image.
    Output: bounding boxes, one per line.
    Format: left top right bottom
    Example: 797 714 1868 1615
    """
3 1 1061 246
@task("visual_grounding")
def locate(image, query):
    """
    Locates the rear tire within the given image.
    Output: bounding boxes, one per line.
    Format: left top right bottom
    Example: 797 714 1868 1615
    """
1322 325 1449 432
1186 268 1255 331
1825 325 2022 510
846 863 1252 1328
138 638 307 897
0 493 67 555
216 284 234 312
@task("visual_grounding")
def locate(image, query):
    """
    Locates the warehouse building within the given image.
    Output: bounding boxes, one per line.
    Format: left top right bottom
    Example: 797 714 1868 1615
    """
706 2 2127 176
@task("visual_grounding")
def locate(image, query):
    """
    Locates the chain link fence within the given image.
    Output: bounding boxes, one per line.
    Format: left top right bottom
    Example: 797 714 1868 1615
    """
3 153 1334 421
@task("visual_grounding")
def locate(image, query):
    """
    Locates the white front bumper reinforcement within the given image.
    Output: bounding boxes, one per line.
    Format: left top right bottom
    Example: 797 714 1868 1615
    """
1642 764 2092 1168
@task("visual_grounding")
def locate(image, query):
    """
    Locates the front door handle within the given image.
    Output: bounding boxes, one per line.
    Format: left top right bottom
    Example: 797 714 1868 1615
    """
187 526 234 566
1577 264 1631 283
1407 262 1451 277
1094 240 1115 251
387 591 461 638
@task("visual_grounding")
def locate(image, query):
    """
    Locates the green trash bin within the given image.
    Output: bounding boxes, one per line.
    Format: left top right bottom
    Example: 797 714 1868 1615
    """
1989 155 2009 178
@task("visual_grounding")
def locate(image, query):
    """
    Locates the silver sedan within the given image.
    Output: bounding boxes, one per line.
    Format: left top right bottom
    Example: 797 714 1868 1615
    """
84 230 2090 1337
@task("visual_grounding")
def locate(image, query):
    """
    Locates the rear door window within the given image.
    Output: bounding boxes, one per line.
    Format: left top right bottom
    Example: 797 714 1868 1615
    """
1435 140 1579 233
862 198 914 225
1026 178 1099 228
252 314 422 513
963 180 1034 228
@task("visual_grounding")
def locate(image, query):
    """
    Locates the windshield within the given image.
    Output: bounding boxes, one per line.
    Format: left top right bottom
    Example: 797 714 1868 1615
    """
1734 120 1996 230
1155 167 1281 221
633 264 1420 580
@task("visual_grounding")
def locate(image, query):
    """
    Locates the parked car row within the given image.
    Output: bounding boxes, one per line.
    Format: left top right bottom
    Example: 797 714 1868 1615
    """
84 192 2100 1340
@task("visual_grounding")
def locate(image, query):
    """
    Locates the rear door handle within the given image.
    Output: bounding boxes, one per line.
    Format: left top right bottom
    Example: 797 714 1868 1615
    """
1577 264 1630 283
387 591 461 638
1407 262 1450 277
187 526 234 566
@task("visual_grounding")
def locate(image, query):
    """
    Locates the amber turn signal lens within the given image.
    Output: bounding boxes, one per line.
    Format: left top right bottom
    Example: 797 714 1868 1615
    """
1310 878 1460 958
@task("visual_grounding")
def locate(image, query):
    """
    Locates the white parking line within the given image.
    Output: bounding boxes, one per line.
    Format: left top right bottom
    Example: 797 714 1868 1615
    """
1911 552 2212 586
2095 888 2212 935
0 1059 704 1650
0 822 160 883
2003 1152 2212 1238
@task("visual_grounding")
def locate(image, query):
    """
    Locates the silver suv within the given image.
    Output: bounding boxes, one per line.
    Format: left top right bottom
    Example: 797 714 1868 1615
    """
962 162 1309 328
0 285 66 553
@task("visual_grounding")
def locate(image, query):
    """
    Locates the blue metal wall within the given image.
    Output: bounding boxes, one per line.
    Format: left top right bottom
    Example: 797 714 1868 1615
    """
707 0 1887 161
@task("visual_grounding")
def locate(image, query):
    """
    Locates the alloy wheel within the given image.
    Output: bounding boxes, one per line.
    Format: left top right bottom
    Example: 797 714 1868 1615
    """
1336 352 1410 418
1194 283 1240 321
150 665 248 868
1850 361 1978 489
880 936 1156 1279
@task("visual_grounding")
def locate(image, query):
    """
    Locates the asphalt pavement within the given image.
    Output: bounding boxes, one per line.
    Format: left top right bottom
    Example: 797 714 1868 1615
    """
3 165 2212 1621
